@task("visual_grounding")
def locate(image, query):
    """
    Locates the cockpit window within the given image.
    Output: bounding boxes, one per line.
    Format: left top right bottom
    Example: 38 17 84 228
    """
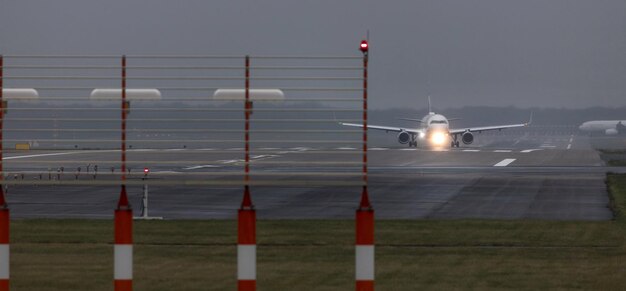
430 120 448 124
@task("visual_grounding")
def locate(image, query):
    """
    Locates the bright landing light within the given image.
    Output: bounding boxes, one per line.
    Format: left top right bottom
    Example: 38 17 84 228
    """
430 131 447 146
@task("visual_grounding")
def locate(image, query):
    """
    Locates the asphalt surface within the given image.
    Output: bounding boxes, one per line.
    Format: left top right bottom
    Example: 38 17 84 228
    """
3 126 625 220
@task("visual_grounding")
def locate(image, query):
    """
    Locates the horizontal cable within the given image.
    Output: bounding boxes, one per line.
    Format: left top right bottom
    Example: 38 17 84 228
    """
0 139 361 143
3 76 362 81
3 108 361 112
2 54 361 60
0 129 361 133
3 171 363 178
0 179 364 187
3 160 359 165
29 87 363 91
3 118 361 123
2 65 362 70
1 150 363 155
11 97 362 102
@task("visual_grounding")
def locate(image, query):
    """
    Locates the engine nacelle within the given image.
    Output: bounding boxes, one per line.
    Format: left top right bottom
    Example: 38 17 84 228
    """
397 131 410 144
606 128 618 135
462 131 474 144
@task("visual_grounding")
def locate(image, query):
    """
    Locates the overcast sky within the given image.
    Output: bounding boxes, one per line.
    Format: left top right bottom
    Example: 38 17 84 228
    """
1 0 625 109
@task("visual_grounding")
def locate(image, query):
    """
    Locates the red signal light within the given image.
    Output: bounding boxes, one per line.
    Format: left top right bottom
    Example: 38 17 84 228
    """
359 40 369 53
144 168 149 174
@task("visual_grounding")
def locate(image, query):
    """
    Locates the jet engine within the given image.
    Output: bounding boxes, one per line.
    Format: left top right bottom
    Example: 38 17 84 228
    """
606 128 618 135
397 131 410 144
462 131 474 144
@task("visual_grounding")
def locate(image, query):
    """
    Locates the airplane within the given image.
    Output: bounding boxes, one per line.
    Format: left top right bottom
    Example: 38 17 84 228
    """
340 97 532 148
578 120 626 135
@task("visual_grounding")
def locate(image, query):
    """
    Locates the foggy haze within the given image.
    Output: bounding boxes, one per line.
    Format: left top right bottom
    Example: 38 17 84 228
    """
1 0 625 109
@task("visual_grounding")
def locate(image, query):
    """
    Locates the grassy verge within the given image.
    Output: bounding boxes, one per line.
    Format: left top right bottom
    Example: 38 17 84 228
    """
8 174 626 290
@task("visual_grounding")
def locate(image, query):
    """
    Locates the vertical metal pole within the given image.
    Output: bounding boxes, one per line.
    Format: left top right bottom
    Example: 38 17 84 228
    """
142 183 148 219
115 55 133 291
356 48 374 291
121 55 127 181
0 55 10 291
238 55 256 291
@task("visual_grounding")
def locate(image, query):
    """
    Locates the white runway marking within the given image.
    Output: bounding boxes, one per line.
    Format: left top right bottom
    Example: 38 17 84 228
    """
290 147 311 151
462 149 480 152
494 158 516 167
369 148 389 151
228 148 244 151
4 151 85 160
566 144 572 150
399 148 418 151
493 150 512 153
540 145 557 148
183 165 220 170
259 147 280 150
520 149 542 153
199 148 216 151
336 147 357 150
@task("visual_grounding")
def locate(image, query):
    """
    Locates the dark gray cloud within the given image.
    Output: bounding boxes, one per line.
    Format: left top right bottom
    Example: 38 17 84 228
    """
1 0 625 109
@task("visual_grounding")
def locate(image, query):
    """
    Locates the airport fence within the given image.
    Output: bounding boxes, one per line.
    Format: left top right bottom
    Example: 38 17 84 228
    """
0 45 374 291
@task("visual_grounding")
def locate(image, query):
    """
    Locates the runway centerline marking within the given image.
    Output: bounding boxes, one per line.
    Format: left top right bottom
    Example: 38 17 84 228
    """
462 149 480 152
493 150 512 153
494 158 516 167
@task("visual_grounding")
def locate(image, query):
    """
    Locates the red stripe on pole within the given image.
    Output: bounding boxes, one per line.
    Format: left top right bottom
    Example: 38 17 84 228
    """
356 280 374 291
115 208 133 244
238 210 256 245
238 189 256 244
356 209 374 245
0 210 8 245
115 186 133 245
114 280 132 291
0 279 7 291
238 280 256 290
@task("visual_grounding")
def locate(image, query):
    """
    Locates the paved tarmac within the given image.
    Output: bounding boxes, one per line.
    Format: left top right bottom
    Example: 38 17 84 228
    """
3 126 624 220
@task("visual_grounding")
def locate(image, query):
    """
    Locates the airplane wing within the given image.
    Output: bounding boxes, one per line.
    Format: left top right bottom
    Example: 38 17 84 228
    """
449 122 528 135
340 122 423 134
449 112 532 135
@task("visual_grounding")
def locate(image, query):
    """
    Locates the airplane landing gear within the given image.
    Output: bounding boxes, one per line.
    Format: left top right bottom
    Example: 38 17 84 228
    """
408 134 418 147
451 135 460 148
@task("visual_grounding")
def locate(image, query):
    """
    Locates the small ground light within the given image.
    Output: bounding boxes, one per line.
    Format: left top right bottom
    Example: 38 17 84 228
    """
144 168 149 176
360 40 368 53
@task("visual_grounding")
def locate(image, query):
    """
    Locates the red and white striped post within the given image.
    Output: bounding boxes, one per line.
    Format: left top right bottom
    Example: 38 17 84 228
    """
238 55 256 291
356 40 374 291
114 55 133 291
0 54 9 291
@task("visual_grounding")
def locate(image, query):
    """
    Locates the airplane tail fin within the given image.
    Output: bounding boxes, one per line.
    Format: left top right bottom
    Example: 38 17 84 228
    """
526 112 533 126
428 95 432 114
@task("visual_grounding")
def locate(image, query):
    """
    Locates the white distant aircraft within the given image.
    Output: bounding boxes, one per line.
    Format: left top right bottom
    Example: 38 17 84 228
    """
341 98 531 148
579 120 626 135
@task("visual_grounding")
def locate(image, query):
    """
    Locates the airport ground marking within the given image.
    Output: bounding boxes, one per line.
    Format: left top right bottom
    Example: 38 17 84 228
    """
493 150 512 153
493 158 516 167
462 149 480 152
520 149 542 153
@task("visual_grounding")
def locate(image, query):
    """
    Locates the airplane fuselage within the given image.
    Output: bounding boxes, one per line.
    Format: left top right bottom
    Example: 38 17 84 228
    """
579 120 626 135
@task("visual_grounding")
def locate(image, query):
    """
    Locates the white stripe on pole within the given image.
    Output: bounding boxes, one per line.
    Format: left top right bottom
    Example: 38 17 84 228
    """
237 245 256 280
0 245 8 279
355 245 374 280
114 245 133 280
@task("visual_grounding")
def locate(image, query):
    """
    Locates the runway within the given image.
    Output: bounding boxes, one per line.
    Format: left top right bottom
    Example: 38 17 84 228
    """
3 126 624 220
